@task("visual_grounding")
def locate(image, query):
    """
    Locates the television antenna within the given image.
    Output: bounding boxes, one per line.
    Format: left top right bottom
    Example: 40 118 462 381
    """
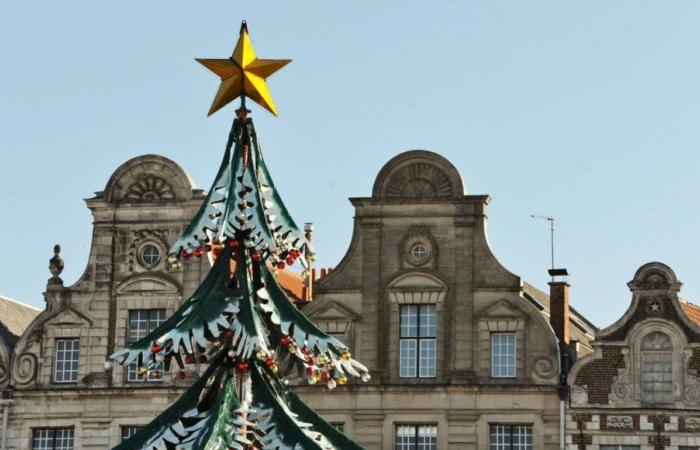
531 215 555 274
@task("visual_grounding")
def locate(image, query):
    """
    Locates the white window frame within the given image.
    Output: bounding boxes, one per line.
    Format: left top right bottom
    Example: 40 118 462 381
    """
489 424 532 450
121 426 142 442
54 339 80 383
126 309 166 382
394 424 437 450
32 427 74 450
491 333 516 378
399 304 436 378
141 244 161 267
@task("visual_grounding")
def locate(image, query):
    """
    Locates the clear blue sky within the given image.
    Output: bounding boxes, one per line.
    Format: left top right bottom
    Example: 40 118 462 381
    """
1 1 699 328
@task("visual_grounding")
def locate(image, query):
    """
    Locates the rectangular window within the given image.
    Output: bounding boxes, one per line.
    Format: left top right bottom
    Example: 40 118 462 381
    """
127 309 166 382
328 332 346 346
491 333 516 378
54 339 80 383
32 428 74 450
489 424 532 450
399 305 436 378
330 422 344 432
395 424 437 450
121 426 141 442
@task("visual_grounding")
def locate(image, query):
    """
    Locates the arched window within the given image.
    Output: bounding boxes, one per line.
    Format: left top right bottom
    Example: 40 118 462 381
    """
640 331 673 404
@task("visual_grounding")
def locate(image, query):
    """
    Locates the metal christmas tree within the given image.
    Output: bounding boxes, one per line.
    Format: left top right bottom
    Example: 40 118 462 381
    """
106 22 369 450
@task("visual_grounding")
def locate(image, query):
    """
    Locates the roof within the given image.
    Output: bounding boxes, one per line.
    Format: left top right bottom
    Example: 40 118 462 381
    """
0 295 41 337
680 299 700 327
275 270 305 302
521 281 598 334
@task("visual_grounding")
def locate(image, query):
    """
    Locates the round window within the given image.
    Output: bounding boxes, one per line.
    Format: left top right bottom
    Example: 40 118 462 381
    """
410 243 428 260
141 244 161 267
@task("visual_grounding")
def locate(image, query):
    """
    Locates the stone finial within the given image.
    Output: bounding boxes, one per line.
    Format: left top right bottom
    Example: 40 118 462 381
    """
48 244 64 285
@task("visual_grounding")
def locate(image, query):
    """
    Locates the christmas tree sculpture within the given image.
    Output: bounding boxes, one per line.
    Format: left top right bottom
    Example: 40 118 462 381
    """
106 22 369 450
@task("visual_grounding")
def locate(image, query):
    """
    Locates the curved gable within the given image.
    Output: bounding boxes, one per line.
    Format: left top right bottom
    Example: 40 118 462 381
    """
372 150 465 201
104 154 196 204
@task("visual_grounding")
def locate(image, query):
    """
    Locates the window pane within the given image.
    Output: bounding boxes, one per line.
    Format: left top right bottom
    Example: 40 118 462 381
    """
121 426 141 442
419 339 436 378
33 429 53 450
419 305 436 337
127 310 166 383
400 305 418 337
395 425 416 450
54 429 74 450
33 428 74 450
491 333 516 378
417 425 437 450
399 339 417 378
395 425 436 450
641 351 673 403
328 332 346 346
489 424 510 450
330 423 344 432
512 425 532 450
55 340 80 383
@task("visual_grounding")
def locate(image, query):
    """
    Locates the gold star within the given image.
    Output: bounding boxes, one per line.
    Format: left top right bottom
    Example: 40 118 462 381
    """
196 22 291 116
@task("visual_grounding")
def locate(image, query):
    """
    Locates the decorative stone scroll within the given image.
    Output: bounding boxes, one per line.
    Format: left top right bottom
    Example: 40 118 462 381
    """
12 352 38 385
606 415 634 430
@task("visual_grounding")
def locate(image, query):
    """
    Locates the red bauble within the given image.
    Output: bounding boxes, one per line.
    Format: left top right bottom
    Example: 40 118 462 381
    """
228 239 240 249
280 336 291 345
237 361 249 371
320 372 331 381
305 367 315 377
213 248 221 257
276 262 285 270
198 355 208 364
223 329 234 340
194 248 203 258
212 238 220 245
150 343 162 353
286 256 295 265
204 244 212 252
251 252 261 262
180 249 191 258
184 354 195 364
176 370 186 380
301 346 310 355
265 357 276 367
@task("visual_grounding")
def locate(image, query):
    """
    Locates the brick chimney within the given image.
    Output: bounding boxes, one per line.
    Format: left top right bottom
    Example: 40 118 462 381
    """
548 268 570 345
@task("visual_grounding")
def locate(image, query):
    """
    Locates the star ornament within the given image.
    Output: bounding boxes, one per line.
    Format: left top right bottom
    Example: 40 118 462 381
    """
196 22 291 116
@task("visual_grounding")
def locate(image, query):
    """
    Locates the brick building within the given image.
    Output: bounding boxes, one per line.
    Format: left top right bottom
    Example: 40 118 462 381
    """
566 262 700 449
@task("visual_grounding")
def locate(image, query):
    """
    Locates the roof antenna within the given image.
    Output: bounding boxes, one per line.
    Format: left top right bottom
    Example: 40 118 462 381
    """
531 215 563 281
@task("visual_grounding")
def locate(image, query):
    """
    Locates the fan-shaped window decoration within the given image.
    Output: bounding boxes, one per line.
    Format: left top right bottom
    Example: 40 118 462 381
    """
384 163 454 199
125 176 175 202
640 331 673 404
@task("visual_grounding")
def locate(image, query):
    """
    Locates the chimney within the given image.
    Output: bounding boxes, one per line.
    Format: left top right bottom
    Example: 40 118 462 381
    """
303 223 314 301
548 268 570 345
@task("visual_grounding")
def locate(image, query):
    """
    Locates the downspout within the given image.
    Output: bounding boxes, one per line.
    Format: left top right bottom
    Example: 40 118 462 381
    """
559 398 565 450
1 398 11 450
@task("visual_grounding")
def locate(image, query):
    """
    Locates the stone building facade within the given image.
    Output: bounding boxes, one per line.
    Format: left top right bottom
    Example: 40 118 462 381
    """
0 150 596 449
297 150 595 449
1 155 214 449
566 262 700 450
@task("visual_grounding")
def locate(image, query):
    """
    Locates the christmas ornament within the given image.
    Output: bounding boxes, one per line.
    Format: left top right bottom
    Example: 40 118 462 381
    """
196 21 290 116
106 21 369 450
